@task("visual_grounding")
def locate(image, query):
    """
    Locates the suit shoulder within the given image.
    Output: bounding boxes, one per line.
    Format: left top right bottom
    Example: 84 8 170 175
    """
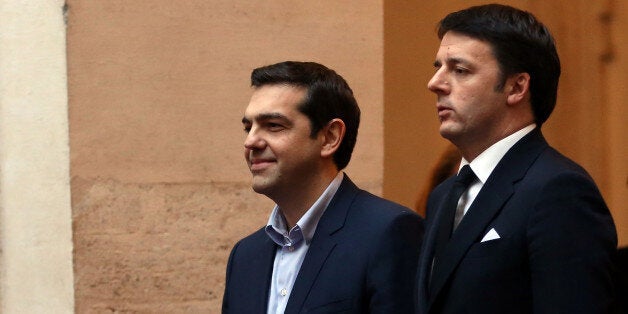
357 189 415 213
348 189 422 227
229 227 267 252
530 146 598 184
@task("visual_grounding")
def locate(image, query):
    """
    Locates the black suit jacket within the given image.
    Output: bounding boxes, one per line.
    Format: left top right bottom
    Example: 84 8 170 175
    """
223 176 424 313
416 129 617 314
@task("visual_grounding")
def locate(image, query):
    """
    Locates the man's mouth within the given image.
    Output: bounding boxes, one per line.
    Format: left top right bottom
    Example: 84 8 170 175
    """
437 104 454 119
249 158 275 172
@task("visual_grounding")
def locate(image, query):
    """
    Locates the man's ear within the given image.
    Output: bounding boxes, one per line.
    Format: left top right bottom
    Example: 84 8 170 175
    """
320 118 345 158
506 72 531 106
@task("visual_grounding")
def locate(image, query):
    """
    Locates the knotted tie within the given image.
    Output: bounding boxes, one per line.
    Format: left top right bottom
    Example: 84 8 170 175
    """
432 165 476 269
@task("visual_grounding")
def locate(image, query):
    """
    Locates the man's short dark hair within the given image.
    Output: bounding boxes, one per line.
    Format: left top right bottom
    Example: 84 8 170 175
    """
251 61 360 170
437 4 561 125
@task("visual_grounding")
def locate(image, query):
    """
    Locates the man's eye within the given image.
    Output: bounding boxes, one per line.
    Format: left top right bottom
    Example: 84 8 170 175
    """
454 67 469 74
267 123 284 131
243 126 251 133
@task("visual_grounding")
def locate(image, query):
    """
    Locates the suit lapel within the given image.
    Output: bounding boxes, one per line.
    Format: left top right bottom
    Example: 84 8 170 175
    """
250 236 279 312
284 176 358 313
417 179 453 312
428 175 515 301
428 129 548 309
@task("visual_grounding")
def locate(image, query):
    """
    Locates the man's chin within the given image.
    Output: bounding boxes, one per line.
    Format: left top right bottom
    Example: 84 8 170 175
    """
439 124 460 141
251 185 266 194
250 179 273 195
439 129 454 141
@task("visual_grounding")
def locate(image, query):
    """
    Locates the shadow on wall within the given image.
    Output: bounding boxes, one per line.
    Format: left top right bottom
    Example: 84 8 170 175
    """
616 247 628 313
414 144 461 218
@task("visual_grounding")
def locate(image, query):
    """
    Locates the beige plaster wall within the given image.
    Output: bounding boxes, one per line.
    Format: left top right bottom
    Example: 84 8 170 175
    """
67 1 383 312
0 1 74 312
67 1 626 311
604 0 628 248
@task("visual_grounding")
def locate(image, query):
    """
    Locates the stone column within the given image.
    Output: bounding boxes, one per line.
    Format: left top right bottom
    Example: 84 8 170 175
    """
0 1 74 312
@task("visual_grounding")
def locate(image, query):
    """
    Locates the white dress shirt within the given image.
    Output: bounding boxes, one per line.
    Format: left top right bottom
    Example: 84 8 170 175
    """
454 124 536 229
264 172 344 314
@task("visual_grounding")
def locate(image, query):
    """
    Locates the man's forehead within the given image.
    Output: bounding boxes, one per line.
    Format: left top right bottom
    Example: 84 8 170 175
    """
437 32 494 62
246 85 305 111
244 96 306 126
252 83 307 97
250 85 305 103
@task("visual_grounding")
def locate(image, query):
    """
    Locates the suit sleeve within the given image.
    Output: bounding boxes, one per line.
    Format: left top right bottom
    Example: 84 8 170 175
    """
367 210 424 314
222 241 240 314
527 173 617 313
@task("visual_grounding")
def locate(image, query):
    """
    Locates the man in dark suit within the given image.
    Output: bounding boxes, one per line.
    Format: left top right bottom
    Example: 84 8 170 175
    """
416 4 617 313
222 61 423 314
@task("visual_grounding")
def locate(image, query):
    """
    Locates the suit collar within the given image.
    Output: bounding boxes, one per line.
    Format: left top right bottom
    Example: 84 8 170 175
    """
463 124 537 184
310 175 359 236
428 129 548 309
284 175 360 312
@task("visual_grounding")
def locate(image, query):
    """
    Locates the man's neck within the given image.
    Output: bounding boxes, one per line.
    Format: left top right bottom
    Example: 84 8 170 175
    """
460 124 536 164
458 119 534 162
273 170 339 229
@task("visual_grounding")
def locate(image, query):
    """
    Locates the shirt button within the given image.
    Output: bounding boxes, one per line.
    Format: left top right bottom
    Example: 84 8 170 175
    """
281 288 288 296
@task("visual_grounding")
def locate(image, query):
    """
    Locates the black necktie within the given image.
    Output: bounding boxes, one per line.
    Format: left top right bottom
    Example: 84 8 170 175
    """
432 165 476 268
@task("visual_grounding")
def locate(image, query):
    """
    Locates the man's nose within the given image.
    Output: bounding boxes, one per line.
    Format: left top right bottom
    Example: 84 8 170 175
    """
427 68 449 94
244 127 265 150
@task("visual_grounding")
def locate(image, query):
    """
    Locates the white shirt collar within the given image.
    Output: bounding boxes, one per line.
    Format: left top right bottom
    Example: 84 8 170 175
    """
460 124 536 182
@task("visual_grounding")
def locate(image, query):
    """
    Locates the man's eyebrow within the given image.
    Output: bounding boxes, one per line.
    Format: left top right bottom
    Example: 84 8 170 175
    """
433 57 471 68
241 113 289 124
446 57 470 66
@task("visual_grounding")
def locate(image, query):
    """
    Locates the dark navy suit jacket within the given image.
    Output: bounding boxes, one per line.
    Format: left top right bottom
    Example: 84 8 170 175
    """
416 129 617 314
223 176 424 313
